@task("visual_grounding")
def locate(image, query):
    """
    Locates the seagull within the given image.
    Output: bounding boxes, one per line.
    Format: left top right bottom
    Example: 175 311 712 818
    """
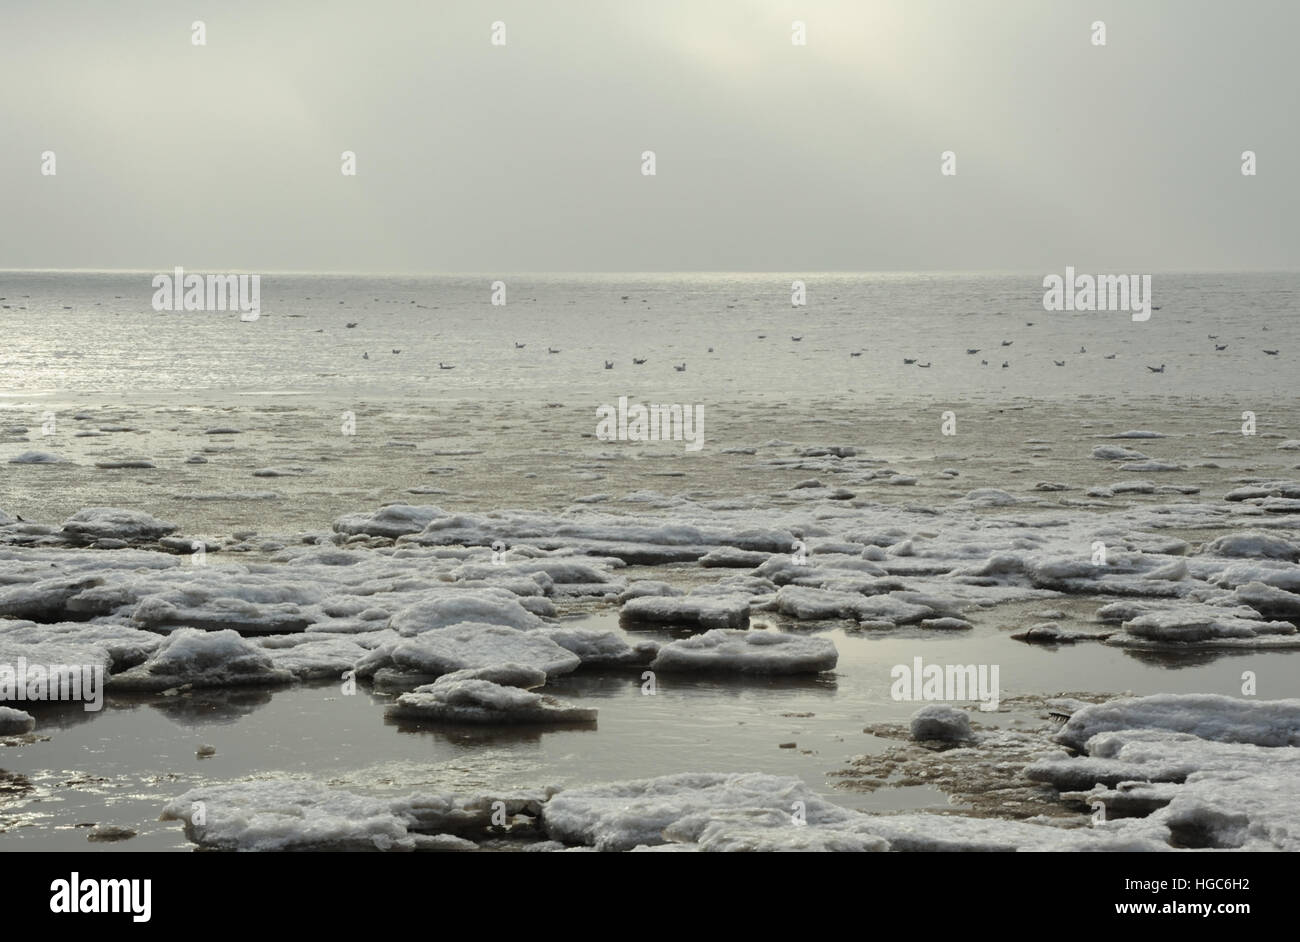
439 362 454 370
1026 321 1035 326
1104 354 1116 359
980 359 988 365
1208 335 1218 339
604 360 614 369
966 349 980 354
903 357 917 364
674 363 686 372
548 347 560 354
1079 346 1086 353
917 362 931 368
1215 344 1227 351
1264 349 1280 355
392 349 401 354
632 357 647 365
791 336 802 342
345 322 357 328
514 342 525 349
1001 340 1013 347
1001 361 1009 368
1054 360 1065 366
707 347 714 353
362 352 369 360
850 351 862 357
1147 364 1166 373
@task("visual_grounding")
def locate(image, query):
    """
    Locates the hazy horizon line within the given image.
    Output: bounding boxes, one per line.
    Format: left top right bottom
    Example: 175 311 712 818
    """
4 267 1298 278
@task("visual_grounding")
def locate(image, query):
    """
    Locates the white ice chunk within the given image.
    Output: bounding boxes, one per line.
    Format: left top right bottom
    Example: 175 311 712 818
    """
650 629 837 674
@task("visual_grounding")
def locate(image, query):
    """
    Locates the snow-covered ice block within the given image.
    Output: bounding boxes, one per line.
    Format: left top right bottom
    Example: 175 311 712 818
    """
699 546 773 568
108 628 293 691
535 626 657 668
1200 531 1299 561
1120 609 1296 644
333 504 446 538
387 675 596 726
391 589 544 635
0 620 162 671
650 629 836 674
358 623 580 679
542 772 860 851
620 594 750 630
760 585 930 624
258 635 376 680
61 508 176 545
909 704 973 742
0 706 35 734
615 581 682 603
1055 694 1300 751
664 809 889 852
161 779 550 851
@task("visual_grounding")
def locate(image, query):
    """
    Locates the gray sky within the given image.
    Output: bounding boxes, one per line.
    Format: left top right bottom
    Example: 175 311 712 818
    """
2 0 1296 272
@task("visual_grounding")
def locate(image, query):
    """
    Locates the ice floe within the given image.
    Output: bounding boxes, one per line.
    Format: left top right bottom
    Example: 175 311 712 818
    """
161 779 552 851
649 629 837 674
386 674 597 726
108 629 294 691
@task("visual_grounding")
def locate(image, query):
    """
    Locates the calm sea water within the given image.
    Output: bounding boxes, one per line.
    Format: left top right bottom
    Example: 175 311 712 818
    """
2 271 1296 401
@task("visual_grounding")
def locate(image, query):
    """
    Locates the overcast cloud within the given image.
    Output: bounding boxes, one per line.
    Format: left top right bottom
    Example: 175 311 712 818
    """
2 0 1296 272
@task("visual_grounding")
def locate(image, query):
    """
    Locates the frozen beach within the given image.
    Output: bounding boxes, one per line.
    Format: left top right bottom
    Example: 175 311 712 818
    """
3 276 1300 852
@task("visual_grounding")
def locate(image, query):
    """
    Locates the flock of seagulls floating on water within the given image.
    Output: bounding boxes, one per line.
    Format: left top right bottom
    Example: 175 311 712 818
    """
334 314 1283 376
882 326 1283 374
